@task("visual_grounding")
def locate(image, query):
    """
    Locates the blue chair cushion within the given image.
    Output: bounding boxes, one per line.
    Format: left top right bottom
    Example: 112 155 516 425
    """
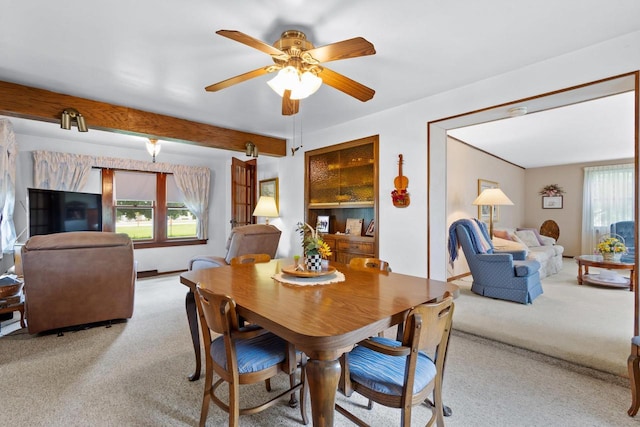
348 337 436 396
211 331 287 373
632 336 640 346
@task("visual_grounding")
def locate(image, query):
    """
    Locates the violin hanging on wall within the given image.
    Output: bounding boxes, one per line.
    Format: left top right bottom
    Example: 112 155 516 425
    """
391 154 410 207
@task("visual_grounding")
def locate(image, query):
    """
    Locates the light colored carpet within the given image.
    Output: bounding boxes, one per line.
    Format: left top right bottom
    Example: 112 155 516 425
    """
0 274 637 426
451 258 635 377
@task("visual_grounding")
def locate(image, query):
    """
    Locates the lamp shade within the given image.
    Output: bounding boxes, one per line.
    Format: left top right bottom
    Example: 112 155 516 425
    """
253 196 279 219
472 188 513 206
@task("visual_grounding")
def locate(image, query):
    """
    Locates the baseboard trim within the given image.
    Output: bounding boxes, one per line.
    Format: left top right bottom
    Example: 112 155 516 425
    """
136 269 187 279
448 272 471 282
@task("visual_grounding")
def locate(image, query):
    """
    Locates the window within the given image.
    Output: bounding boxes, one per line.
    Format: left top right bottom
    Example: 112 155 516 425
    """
115 171 156 240
581 164 634 254
103 170 203 248
166 174 197 239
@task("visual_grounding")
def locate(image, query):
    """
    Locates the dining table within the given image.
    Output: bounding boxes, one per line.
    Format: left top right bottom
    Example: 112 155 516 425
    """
180 258 457 427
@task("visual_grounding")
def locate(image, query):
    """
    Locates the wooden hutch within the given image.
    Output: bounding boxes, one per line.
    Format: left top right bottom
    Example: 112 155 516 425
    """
304 135 379 263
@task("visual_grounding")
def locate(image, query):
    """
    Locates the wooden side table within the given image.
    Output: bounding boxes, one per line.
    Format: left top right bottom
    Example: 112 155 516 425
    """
0 289 25 329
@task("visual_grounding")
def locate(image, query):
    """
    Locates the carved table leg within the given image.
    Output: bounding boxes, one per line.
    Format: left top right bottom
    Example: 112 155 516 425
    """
185 290 201 381
306 358 341 427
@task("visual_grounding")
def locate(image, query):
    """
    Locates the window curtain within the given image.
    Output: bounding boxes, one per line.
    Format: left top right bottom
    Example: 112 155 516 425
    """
173 165 210 239
0 119 18 254
581 164 634 254
33 151 93 191
33 150 211 239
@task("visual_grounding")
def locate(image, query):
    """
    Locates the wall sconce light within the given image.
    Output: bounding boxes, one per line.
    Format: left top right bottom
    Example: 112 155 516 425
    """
60 108 88 132
245 142 258 158
146 138 161 163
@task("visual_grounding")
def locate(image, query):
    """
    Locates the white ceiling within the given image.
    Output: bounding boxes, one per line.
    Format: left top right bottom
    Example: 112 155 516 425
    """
1 1 639 165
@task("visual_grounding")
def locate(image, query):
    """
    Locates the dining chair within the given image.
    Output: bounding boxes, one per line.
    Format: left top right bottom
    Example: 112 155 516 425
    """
230 253 271 265
348 257 391 272
336 294 455 427
195 285 308 427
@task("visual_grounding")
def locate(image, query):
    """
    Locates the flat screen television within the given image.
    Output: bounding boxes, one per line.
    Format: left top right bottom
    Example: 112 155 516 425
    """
28 188 103 236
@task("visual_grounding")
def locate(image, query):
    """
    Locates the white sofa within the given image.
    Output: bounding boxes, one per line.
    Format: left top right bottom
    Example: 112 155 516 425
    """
493 228 564 279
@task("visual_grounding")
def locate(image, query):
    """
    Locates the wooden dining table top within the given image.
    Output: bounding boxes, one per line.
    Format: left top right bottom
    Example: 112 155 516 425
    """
180 258 456 359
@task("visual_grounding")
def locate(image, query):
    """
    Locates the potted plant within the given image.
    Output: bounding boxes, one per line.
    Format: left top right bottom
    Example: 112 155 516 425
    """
597 235 627 262
296 222 332 271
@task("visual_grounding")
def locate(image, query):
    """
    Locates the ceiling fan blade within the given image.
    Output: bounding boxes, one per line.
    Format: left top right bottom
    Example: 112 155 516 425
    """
205 66 272 92
282 90 299 116
318 67 375 102
304 37 376 63
216 30 288 60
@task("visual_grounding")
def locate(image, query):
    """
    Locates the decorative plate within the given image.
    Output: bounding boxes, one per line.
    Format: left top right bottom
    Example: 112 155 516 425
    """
281 265 337 278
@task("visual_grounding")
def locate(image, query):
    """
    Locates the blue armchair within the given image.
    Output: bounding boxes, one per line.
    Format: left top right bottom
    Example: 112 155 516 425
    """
451 219 543 304
611 221 635 263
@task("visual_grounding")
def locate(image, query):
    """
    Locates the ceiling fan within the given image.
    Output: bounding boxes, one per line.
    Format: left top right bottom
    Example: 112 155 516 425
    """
205 29 376 115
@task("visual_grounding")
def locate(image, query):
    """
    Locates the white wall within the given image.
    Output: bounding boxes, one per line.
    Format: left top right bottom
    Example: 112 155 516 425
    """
12 131 236 273
278 30 640 279
9 31 640 278
525 157 634 257
446 138 525 277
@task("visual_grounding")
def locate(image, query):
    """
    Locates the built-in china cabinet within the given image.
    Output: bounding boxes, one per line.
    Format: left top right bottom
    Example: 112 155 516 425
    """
304 135 379 263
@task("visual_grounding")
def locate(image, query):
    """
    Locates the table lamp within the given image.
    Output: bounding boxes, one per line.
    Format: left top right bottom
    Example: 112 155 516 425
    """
253 196 279 225
472 188 513 238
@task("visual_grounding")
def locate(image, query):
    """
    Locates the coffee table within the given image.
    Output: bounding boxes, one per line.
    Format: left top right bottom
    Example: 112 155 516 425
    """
575 255 635 291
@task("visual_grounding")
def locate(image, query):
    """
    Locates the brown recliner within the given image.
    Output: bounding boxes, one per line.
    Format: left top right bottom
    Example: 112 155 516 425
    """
22 231 135 334
189 224 281 270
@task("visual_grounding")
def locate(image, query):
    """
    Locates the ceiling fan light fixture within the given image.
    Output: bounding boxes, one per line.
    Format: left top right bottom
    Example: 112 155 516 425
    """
267 66 322 100
267 66 299 97
294 71 322 100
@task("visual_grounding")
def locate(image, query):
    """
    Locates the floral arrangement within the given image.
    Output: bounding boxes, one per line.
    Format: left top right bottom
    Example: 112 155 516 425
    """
296 222 332 258
539 184 565 196
597 236 626 254
391 188 409 205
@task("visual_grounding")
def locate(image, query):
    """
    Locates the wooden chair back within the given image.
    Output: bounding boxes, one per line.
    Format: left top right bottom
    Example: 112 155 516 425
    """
348 257 391 272
194 284 308 426
337 293 455 426
230 253 271 265
195 285 238 337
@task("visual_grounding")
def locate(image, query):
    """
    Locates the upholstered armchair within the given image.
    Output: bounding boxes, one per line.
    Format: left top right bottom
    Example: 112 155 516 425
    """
189 224 281 271
452 219 543 304
22 231 135 334
611 221 635 263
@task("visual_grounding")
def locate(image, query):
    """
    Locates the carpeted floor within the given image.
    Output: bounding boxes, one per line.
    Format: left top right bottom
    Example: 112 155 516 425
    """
451 258 635 377
0 272 637 426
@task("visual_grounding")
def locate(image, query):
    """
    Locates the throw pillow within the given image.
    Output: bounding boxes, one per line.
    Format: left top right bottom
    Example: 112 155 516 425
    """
515 229 541 247
516 227 545 245
493 230 512 240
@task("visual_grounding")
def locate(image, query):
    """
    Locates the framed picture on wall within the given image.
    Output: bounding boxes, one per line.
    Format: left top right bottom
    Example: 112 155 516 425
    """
477 179 499 222
542 195 563 209
259 178 279 209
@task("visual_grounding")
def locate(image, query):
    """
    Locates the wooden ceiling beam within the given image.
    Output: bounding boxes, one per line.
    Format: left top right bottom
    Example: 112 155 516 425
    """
0 80 286 157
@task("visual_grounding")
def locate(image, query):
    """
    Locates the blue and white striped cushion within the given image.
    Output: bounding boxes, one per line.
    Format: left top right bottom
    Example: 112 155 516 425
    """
211 332 287 374
348 337 436 396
